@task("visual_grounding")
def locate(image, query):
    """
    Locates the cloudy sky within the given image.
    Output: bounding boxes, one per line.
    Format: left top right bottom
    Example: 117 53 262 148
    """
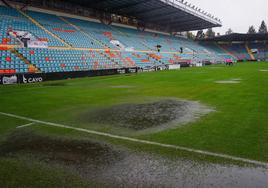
188 0 268 34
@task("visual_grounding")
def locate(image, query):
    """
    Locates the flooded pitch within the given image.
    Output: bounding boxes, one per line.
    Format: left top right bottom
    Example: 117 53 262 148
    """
1 131 267 188
82 99 213 133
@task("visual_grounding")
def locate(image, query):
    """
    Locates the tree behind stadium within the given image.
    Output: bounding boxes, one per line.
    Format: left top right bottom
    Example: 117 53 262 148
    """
258 21 268 34
248 26 256 34
225 28 233 35
206 28 216 38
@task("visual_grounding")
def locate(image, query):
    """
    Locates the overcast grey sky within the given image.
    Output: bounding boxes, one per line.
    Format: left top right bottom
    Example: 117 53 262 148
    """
188 0 268 34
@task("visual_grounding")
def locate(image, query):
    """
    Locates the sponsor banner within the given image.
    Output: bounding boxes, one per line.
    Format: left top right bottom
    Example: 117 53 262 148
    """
251 49 258 54
127 68 138 73
9 30 33 40
28 40 48 48
117 69 126 74
9 30 48 48
0 69 122 85
125 47 135 52
110 40 125 50
22 75 43 84
0 75 18 85
53 28 75 33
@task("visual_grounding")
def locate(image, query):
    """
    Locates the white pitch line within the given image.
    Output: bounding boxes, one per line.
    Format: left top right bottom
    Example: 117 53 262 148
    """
16 122 35 129
0 111 268 167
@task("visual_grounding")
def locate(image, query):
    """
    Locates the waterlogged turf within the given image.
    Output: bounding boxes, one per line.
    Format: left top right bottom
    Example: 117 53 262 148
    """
1 130 268 188
0 62 268 187
82 99 212 132
0 130 122 166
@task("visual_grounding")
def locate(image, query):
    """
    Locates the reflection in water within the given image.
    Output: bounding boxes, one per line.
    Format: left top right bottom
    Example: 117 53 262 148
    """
92 153 268 188
1 131 267 188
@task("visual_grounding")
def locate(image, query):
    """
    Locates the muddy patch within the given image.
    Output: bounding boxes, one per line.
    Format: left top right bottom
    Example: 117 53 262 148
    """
0 131 122 166
81 99 213 132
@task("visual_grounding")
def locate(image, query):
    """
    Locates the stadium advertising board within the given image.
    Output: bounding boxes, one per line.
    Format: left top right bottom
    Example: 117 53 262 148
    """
0 68 136 85
9 30 48 48
0 75 18 85
27 40 48 48
22 75 43 84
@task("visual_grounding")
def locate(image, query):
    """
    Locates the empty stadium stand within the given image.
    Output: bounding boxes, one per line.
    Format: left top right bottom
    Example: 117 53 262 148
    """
220 43 251 61
199 33 268 61
0 4 227 79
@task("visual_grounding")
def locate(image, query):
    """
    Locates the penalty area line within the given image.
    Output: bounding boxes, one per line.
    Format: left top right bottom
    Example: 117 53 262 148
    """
0 111 268 167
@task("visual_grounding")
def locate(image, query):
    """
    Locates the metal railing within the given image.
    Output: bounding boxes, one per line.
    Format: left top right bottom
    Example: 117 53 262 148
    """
160 0 222 26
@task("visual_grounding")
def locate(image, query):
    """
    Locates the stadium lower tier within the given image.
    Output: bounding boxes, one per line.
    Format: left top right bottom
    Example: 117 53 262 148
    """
2 48 198 74
1 4 267 75
219 43 251 60
201 42 268 61
0 4 228 75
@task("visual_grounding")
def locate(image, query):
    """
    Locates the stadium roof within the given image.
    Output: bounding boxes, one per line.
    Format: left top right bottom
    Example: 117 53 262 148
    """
52 0 222 32
198 33 268 42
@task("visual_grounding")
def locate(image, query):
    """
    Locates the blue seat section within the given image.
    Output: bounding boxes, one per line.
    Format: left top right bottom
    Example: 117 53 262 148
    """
106 25 149 50
219 43 250 61
0 50 29 73
27 11 102 48
199 42 236 61
0 6 20 45
64 17 115 48
121 52 155 68
16 48 122 73
0 6 64 47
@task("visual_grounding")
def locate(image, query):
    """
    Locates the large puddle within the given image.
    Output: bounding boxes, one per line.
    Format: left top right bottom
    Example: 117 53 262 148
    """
0 131 267 188
81 99 213 132
0 131 122 166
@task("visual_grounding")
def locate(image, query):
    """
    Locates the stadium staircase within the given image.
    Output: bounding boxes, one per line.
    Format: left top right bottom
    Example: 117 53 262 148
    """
245 43 255 60
11 48 40 73
0 0 12 8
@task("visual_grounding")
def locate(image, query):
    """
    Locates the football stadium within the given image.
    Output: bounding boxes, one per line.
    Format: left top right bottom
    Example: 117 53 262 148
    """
0 0 268 187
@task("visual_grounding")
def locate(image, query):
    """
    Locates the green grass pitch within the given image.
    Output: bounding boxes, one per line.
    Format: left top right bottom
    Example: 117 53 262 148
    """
0 62 268 187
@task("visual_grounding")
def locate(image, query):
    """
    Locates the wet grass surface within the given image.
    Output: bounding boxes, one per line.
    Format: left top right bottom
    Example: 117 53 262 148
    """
81 99 212 132
1 62 268 187
42 82 68 87
0 130 268 188
0 158 98 188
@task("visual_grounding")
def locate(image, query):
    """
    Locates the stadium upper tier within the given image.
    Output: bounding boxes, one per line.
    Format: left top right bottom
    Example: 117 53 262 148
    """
7 0 222 32
62 0 221 31
0 5 232 74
